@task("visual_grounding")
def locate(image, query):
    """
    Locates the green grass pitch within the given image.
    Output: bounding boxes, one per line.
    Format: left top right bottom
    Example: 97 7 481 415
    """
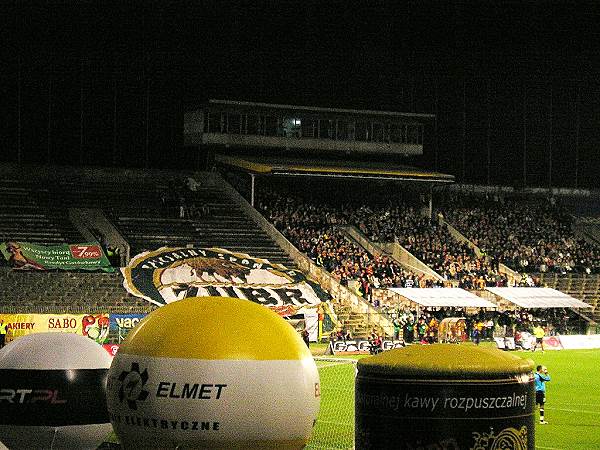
308 345 600 450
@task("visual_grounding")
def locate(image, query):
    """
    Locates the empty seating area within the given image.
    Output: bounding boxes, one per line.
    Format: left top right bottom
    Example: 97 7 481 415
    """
0 166 299 313
113 183 296 266
0 181 84 245
0 269 153 314
0 170 296 268
39 179 163 213
540 272 600 321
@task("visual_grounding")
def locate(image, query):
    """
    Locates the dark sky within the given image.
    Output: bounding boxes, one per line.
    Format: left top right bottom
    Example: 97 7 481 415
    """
3 1 600 188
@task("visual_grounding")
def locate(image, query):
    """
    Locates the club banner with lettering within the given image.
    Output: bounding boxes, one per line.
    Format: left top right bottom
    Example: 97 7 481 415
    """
0 313 110 344
0 241 114 272
109 313 146 343
121 247 325 312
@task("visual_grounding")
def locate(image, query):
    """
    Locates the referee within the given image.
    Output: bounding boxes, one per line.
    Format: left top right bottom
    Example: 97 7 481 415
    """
535 365 551 424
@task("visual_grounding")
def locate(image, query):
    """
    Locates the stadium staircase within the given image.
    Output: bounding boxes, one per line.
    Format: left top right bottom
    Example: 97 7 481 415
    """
332 304 372 338
575 217 600 247
222 180 395 338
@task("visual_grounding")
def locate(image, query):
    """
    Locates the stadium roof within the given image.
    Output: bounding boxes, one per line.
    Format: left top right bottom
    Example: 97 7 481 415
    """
208 99 436 120
388 288 497 308
215 154 455 183
485 287 591 309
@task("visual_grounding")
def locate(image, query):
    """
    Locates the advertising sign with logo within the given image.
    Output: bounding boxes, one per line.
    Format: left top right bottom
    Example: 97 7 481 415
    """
121 247 324 311
0 241 113 272
356 374 534 449
0 368 110 427
328 339 405 355
107 354 320 448
542 335 563 350
109 314 146 344
103 344 121 357
0 313 110 344
355 346 535 450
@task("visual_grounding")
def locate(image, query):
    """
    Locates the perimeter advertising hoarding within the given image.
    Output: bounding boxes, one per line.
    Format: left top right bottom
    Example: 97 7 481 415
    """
120 247 324 313
558 334 600 349
109 314 146 343
328 339 406 355
0 313 110 344
1 241 113 272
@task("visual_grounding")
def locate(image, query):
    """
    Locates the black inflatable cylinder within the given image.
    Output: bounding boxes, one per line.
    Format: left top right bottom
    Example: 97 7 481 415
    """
355 344 535 450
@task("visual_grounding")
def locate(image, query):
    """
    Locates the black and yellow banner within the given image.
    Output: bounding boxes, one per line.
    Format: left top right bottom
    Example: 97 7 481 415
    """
121 247 324 309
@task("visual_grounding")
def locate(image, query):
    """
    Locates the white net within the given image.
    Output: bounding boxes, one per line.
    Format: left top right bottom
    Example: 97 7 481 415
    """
306 357 357 450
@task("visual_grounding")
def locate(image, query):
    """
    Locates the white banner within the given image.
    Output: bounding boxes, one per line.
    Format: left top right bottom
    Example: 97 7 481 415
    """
557 334 600 350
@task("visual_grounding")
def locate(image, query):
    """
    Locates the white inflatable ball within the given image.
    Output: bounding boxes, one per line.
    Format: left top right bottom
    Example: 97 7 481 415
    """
0 332 113 449
107 296 321 449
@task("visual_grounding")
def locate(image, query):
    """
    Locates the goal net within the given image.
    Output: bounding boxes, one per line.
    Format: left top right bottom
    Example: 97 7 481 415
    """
306 357 357 449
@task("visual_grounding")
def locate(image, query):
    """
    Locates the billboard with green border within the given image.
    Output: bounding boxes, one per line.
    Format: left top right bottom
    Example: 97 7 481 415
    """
1 241 114 272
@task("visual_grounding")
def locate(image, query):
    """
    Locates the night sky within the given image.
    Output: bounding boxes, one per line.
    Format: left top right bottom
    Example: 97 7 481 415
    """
3 1 600 188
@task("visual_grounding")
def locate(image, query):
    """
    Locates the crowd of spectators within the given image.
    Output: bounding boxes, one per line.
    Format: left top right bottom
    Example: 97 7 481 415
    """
351 205 508 288
258 185 508 293
440 194 600 275
378 306 583 343
253 180 595 339
258 190 444 301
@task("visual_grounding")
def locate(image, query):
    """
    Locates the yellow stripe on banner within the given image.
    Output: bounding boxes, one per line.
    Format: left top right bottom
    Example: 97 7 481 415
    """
118 296 312 361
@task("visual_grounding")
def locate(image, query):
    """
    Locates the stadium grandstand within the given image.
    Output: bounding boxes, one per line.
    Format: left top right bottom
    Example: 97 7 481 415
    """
2 99 598 342
5 3 600 448
1 100 600 450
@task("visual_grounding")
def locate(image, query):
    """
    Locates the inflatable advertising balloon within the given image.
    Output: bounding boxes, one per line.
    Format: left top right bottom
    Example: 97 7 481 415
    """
0 332 113 449
107 296 320 449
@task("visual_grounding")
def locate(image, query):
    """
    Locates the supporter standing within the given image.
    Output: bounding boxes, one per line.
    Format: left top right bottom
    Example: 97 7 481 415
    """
535 365 551 424
473 320 483 345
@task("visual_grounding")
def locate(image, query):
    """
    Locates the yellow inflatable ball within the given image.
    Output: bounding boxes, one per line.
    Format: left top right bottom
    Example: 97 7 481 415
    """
106 296 320 449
